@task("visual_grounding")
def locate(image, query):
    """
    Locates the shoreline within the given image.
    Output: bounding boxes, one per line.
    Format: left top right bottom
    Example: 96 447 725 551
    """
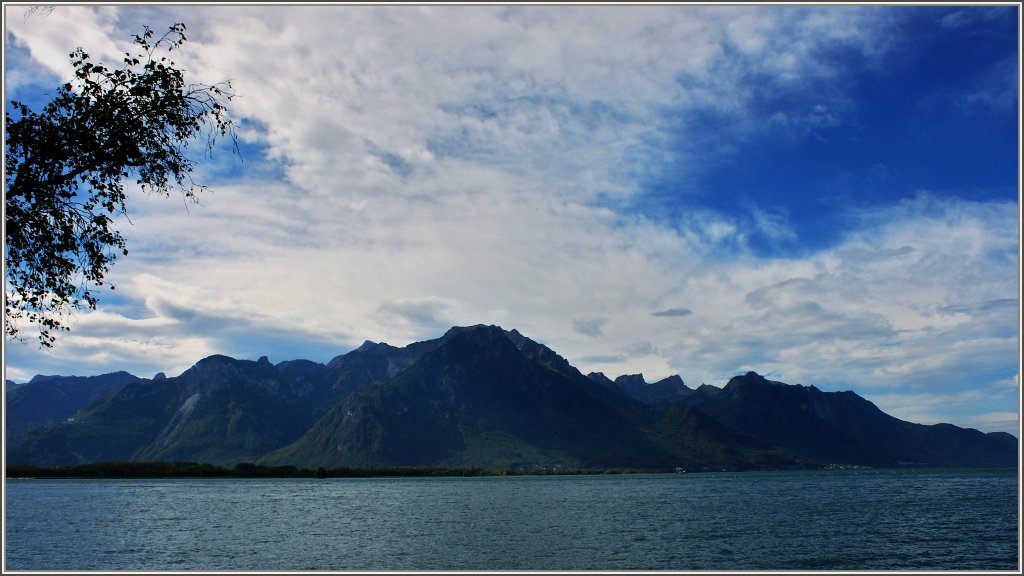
5 460 809 479
8 461 1015 480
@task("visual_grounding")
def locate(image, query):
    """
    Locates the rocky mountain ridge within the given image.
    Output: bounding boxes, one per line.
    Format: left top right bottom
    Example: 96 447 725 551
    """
6 324 1017 470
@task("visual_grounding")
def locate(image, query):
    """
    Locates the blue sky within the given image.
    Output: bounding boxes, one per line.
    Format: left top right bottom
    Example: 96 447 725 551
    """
3 4 1020 434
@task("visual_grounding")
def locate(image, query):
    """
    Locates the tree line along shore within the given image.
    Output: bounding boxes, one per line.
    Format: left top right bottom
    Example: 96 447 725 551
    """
5 461 674 479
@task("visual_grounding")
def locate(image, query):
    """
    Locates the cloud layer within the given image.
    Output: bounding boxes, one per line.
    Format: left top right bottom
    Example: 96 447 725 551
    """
4 5 1018 433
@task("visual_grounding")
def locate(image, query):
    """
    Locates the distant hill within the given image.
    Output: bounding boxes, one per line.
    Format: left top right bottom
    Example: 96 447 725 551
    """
690 372 1018 468
5 371 145 449
9 356 351 467
6 325 1017 470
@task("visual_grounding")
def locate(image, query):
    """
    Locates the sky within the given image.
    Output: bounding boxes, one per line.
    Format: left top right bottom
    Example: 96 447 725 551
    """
3 3 1020 434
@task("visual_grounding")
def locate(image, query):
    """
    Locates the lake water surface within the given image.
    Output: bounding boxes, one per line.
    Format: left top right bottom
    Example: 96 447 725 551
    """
4 468 1018 571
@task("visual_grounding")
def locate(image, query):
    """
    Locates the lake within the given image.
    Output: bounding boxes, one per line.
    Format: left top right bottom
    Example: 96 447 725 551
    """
4 468 1018 571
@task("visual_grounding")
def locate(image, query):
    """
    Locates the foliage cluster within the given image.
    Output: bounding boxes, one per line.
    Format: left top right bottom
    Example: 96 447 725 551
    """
5 23 236 346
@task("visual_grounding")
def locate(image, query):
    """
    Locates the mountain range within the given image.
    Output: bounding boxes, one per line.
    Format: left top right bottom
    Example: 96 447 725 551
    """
5 324 1017 471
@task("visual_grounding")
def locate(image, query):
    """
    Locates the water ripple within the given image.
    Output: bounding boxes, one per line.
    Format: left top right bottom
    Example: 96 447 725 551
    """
5 468 1018 570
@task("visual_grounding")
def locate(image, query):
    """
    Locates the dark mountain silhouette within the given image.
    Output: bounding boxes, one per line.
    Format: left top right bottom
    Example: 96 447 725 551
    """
590 372 696 407
5 371 144 449
691 372 1018 467
262 325 799 470
6 326 1017 470
264 325 659 468
10 356 348 466
680 383 723 406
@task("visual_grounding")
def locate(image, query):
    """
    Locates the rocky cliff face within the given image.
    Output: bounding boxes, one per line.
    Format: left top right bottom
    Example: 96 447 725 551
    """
601 373 695 408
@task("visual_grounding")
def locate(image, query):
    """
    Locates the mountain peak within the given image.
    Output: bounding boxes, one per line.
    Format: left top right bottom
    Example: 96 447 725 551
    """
355 340 380 352
436 324 518 356
615 374 647 386
611 373 694 408
655 374 685 386
195 354 239 366
180 355 257 391
327 340 403 369
442 324 508 340
725 371 784 389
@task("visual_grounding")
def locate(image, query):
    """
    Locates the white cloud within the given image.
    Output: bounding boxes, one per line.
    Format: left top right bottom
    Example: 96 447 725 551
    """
573 317 608 338
651 308 692 318
4 6 1016 433
750 207 798 243
866 375 1019 433
6 5 123 83
378 297 459 337
554 194 1017 395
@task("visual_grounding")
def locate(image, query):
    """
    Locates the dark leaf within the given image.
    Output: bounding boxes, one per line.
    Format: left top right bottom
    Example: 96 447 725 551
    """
5 22 238 347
